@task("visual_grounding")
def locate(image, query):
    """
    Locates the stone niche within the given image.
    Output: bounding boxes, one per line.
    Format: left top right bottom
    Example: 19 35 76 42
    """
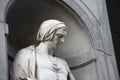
6 0 92 79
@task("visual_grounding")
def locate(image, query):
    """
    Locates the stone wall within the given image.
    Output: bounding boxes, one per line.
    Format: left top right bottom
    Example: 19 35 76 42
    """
0 0 119 80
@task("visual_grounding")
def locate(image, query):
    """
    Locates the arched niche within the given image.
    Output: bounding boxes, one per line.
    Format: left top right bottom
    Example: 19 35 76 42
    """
6 0 93 79
4 0 119 80
6 0 92 58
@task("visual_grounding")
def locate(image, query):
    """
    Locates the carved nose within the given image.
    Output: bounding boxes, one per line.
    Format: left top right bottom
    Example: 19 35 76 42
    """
60 38 64 43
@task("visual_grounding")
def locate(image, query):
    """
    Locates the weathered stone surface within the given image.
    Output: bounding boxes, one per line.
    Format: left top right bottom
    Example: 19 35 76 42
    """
0 0 119 80
0 22 7 80
0 0 9 22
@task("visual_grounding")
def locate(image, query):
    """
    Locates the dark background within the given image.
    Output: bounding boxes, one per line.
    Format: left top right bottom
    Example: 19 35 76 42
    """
106 0 120 76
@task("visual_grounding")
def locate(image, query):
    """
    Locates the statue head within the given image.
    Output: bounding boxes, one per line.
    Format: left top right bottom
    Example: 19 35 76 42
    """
37 19 67 49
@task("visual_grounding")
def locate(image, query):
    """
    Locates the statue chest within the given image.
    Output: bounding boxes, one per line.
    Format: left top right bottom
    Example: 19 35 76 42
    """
36 54 68 80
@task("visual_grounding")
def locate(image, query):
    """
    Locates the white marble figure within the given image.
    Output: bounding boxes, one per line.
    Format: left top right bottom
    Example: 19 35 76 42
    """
11 19 75 80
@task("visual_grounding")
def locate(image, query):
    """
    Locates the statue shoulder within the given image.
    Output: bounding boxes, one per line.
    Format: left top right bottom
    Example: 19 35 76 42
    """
57 57 71 72
16 45 35 57
13 45 35 65
18 45 34 52
58 57 66 63
57 57 69 66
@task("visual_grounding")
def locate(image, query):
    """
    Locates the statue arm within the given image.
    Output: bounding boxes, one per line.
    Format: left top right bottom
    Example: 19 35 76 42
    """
11 47 36 80
61 59 76 80
68 70 76 80
11 49 29 80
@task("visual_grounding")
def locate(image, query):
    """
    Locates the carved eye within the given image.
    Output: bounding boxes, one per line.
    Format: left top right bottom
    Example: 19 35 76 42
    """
57 34 64 38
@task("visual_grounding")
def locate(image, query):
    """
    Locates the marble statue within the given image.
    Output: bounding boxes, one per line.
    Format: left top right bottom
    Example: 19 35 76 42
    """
10 19 75 80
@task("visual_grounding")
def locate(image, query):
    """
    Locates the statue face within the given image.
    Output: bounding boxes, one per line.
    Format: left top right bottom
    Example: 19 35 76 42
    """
51 28 67 49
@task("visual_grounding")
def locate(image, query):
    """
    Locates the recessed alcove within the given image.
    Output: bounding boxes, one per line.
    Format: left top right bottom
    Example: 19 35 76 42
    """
6 0 92 76
6 0 92 59
0 0 117 80
4 0 105 80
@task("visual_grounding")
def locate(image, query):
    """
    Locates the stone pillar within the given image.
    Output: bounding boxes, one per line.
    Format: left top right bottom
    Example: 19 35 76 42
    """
0 0 9 79
0 22 8 80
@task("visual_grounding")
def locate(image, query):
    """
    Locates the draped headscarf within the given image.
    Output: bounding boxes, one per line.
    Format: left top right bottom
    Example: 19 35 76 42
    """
37 19 67 42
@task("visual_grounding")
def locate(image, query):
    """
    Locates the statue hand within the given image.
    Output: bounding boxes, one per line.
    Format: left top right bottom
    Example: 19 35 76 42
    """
19 77 36 80
19 77 27 80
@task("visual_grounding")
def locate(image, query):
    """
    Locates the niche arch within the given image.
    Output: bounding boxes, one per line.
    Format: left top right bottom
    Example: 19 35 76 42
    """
6 0 92 58
3 0 119 80
6 0 94 80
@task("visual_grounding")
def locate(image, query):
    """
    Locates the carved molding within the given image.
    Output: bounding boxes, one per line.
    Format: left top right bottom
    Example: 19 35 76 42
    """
65 49 97 68
56 0 104 51
70 58 96 70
